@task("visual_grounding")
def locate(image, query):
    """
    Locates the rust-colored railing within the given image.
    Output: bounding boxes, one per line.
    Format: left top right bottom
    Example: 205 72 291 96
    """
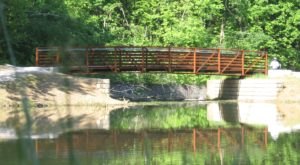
35 47 268 76
33 127 268 156
192 127 268 153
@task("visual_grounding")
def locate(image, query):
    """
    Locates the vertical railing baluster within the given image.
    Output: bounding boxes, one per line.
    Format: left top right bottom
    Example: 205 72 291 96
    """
142 47 148 72
114 48 117 72
193 48 196 74
35 139 39 155
242 50 245 76
198 48 201 73
35 47 39 66
145 48 148 71
241 127 245 146
56 47 61 66
168 131 172 152
264 127 268 148
193 129 196 153
218 128 221 148
168 47 171 72
218 49 221 74
141 47 145 72
119 48 121 71
264 51 268 75
56 138 59 157
85 47 89 73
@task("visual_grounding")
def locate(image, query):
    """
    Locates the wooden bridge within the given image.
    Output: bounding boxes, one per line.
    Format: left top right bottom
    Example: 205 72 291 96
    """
35 47 268 76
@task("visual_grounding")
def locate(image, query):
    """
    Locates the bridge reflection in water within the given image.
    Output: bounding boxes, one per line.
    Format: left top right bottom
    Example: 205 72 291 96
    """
36 47 268 76
207 102 299 140
29 104 269 164
0 102 290 141
32 127 267 160
0 103 282 164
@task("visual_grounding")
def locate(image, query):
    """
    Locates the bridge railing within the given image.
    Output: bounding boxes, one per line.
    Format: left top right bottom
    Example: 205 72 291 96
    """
35 47 268 76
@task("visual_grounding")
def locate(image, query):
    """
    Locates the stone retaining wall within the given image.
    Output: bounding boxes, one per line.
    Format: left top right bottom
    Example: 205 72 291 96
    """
110 84 207 101
95 79 110 94
207 79 284 100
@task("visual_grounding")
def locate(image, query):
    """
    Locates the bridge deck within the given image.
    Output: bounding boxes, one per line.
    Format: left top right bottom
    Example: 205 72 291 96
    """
35 47 268 76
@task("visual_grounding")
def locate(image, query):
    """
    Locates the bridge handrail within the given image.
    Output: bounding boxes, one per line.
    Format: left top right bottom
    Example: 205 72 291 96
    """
35 46 268 76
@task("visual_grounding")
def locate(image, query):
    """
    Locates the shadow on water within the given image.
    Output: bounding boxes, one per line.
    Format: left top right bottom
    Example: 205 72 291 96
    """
0 106 114 139
218 78 240 124
219 102 240 124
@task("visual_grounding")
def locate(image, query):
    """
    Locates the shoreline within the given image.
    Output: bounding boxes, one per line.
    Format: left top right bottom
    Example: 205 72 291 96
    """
1 66 300 106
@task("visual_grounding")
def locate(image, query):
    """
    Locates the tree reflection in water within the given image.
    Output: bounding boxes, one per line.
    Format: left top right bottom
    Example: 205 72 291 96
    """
0 103 300 164
1 128 300 164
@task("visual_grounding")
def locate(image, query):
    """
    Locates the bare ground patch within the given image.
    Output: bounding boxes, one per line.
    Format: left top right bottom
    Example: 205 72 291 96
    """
276 77 300 126
0 71 127 106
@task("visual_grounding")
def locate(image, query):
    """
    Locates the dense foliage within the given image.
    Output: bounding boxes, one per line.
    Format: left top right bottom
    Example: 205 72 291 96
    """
83 72 215 85
0 0 299 69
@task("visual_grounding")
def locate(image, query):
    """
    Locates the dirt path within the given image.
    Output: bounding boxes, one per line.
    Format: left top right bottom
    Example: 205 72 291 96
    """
277 77 300 102
275 77 300 126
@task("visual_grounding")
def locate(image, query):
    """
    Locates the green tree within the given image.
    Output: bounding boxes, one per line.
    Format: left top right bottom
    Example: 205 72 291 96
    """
248 0 300 69
0 0 299 69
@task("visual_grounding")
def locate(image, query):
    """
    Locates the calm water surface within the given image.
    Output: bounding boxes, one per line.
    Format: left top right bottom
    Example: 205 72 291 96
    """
0 102 300 165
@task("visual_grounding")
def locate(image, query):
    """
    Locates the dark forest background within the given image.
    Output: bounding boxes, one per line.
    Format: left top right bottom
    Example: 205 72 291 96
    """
0 0 299 69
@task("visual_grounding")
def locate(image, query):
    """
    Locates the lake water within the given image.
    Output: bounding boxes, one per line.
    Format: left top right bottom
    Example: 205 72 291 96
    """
0 102 300 164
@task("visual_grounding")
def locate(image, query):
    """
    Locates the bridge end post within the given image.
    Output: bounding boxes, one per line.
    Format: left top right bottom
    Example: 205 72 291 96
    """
218 49 221 74
35 47 39 66
241 50 245 76
264 51 268 75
